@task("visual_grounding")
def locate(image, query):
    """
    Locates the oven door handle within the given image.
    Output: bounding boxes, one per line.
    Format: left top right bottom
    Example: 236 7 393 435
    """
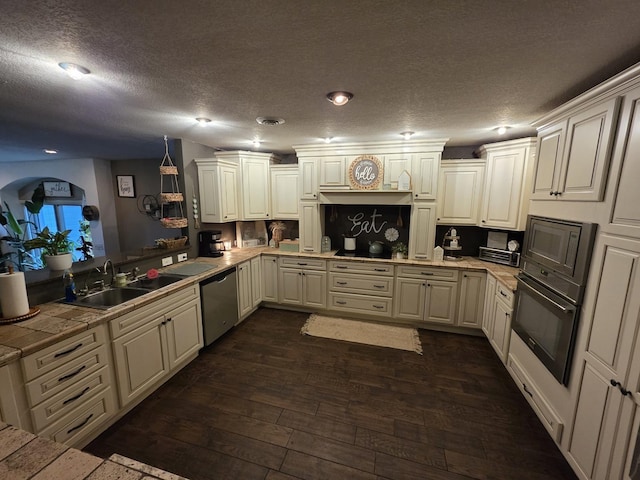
517 277 575 314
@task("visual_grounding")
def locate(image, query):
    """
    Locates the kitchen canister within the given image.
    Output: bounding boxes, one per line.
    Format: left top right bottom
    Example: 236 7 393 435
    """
0 269 30 318
344 236 356 251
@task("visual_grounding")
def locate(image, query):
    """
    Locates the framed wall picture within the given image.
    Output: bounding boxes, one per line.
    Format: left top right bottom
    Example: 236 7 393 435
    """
43 181 72 197
116 175 135 198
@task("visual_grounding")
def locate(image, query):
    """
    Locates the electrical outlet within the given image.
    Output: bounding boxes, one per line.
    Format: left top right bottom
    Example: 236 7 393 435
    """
177 253 188 262
162 256 173 267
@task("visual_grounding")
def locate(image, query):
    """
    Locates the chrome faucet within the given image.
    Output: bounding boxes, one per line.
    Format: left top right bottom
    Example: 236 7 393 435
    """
102 259 115 287
81 267 105 294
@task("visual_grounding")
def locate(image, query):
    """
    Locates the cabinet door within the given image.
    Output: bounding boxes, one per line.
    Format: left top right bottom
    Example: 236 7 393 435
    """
436 162 484 225
250 256 262 308
424 280 458 325
482 274 497 337
165 299 202 370
457 271 486 328
112 317 168 407
299 202 320 253
480 147 526 229
262 256 279 302
303 270 327 308
237 261 253 318
279 269 303 305
320 156 347 187
558 96 620 201
568 234 640 479
611 85 640 238
197 165 221 223
241 157 270 219
271 168 299 219
383 154 411 186
489 297 512 364
531 120 567 200
299 159 318 200
219 165 239 221
412 154 440 200
409 203 436 260
393 277 425 320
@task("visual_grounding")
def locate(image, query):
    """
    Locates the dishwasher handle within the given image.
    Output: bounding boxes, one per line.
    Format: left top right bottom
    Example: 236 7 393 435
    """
200 267 237 286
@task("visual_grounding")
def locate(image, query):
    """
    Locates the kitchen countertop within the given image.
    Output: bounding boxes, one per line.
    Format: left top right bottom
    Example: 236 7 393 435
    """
0 247 519 367
0 421 189 479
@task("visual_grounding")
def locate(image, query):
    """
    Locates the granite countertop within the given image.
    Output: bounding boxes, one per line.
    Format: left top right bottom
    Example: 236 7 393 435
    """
0 421 189 479
0 247 519 366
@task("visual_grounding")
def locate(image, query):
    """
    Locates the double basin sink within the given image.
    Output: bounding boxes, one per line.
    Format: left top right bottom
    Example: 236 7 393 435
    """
67 274 186 309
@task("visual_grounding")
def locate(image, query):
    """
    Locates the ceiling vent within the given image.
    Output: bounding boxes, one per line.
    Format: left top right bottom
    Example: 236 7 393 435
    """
256 116 285 126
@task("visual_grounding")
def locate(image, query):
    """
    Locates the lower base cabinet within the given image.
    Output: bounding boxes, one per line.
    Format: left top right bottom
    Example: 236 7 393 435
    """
111 287 203 408
487 282 514 364
278 257 327 308
457 271 486 329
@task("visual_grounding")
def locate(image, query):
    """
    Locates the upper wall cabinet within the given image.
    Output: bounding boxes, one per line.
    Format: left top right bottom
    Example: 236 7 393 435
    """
412 154 440 200
436 159 485 225
319 156 348 188
195 158 239 223
270 165 299 220
298 158 318 200
478 138 536 231
532 97 620 201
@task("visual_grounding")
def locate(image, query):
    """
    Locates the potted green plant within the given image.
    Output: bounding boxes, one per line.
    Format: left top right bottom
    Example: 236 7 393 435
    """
392 241 408 260
23 226 74 270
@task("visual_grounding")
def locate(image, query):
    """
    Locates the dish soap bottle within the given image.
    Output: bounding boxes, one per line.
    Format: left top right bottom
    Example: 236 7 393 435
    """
63 269 77 302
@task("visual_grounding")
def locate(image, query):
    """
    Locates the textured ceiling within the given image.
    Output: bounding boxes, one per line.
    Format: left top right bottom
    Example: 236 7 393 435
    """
2 0 640 162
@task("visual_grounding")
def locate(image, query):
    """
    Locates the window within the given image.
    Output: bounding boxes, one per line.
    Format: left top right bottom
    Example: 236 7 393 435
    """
26 204 84 261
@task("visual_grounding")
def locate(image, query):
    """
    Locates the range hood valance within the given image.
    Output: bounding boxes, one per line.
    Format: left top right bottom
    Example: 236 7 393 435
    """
318 190 413 205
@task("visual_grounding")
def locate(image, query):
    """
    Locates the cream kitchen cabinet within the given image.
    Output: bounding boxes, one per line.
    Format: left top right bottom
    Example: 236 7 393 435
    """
237 260 258 319
299 201 322 253
328 261 394 318
478 138 536 231
481 273 497 338
567 234 640 480
236 152 271 220
409 202 436 260
457 271 486 329
394 266 459 325
436 160 485 225
278 257 326 308
195 158 239 223
299 158 318 200
412 153 440 200
383 153 411 187
21 325 116 446
487 281 514 364
270 165 299 219
250 256 262 308
110 286 203 408
262 255 279 302
532 96 620 201
319 156 348 188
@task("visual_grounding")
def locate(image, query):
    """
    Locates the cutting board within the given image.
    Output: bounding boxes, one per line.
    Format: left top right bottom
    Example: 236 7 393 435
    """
165 262 216 276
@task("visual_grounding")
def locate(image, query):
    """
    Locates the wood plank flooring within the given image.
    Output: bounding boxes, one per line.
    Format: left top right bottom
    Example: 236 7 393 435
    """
84 307 577 480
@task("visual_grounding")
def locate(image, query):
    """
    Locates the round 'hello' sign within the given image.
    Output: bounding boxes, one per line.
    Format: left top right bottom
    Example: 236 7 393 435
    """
348 155 383 190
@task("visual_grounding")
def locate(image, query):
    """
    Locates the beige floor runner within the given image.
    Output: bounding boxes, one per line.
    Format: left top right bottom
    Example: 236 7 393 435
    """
301 314 422 354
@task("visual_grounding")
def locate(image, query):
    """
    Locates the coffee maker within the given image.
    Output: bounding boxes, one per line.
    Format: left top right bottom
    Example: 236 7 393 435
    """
198 230 224 257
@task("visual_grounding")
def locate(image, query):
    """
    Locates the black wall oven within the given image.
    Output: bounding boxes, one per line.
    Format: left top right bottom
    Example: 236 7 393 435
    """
513 215 597 385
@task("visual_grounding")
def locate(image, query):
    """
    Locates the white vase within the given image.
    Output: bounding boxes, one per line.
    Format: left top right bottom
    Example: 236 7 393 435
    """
44 253 73 271
395 252 405 260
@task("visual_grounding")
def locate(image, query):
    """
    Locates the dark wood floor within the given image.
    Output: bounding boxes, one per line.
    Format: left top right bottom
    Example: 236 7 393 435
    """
84 307 577 480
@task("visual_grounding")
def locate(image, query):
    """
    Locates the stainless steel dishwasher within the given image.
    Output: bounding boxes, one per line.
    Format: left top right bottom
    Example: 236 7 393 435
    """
200 267 238 346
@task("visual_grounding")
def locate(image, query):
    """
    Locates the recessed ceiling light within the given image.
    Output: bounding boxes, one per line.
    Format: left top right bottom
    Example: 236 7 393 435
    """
496 126 509 135
401 131 414 140
326 91 353 106
58 62 90 80
256 117 285 126
195 117 212 126
43 149 58 154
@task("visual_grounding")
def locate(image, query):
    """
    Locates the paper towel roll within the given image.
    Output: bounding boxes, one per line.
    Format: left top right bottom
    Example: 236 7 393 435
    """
0 271 30 318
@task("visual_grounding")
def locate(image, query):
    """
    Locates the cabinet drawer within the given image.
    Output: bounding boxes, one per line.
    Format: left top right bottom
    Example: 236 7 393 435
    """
329 293 392 317
329 261 394 275
329 273 393 297
507 353 563 442
25 344 110 407
40 386 116 446
496 282 515 308
22 326 107 382
110 285 198 339
396 266 459 282
31 366 111 432
279 257 326 270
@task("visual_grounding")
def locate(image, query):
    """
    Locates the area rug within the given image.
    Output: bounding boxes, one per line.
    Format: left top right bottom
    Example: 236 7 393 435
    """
301 314 423 354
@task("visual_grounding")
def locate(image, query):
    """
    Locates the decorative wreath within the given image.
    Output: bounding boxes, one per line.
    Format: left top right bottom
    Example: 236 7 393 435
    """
348 155 383 190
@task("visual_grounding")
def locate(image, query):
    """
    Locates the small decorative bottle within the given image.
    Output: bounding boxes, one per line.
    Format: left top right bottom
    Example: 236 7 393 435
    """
63 269 77 302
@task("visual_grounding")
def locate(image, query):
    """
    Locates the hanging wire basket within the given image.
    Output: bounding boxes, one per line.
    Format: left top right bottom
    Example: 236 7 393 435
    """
159 135 188 229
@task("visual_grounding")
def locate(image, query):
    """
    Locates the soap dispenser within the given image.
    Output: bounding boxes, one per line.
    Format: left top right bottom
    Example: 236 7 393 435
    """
63 269 77 302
